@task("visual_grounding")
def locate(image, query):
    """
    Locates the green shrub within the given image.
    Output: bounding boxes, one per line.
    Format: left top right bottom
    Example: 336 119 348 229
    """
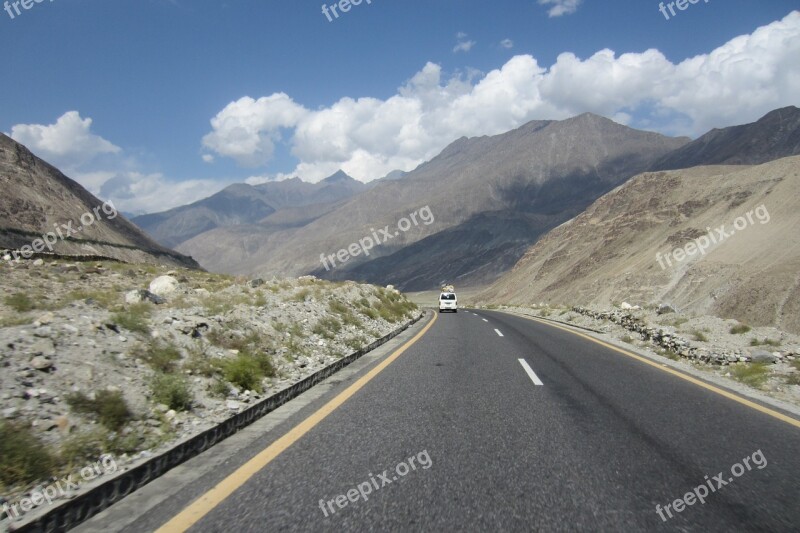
0 421 56 488
289 288 311 302
61 427 144 468
210 379 231 398
345 336 367 351
313 316 342 339
4 292 36 313
691 330 708 342
730 363 770 389
59 428 109 467
66 390 133 431
670 317 689 328
360 307 379 320
112 303 152 334
139 342 183 373
221 352 275 393
254 291 267 307
183 346 218 377
64 289 119 309
328 300 350 315
730 324 752 335
289 322 305 338
150 373 193 411
372 290 416 323
749 337 780 347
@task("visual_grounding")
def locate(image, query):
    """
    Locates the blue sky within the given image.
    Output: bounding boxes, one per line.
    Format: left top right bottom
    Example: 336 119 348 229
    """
2 1 798 214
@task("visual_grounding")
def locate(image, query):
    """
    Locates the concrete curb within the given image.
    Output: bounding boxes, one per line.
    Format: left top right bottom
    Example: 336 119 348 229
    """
11 312 425 533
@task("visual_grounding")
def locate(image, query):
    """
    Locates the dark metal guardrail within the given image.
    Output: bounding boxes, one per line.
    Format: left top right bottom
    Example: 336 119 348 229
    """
13 312 425 532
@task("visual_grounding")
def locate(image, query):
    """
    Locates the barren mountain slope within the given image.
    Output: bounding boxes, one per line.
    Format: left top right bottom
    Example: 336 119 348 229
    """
479 156 800 334
0 134 199 268
651 106 800 170
179 113 687 286
133 171 368 249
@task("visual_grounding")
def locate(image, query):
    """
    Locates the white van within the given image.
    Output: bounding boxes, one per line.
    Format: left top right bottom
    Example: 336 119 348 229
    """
439 292 458 313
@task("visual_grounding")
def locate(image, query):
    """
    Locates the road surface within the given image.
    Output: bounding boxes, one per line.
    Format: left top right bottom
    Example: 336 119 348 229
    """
77 309 800 532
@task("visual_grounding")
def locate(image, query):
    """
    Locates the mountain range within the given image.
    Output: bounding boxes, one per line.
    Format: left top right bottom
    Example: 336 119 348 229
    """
159 113 691 288
5 106 799 303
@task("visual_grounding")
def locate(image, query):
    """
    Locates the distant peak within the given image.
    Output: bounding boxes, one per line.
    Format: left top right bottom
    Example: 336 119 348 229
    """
322 170 355 183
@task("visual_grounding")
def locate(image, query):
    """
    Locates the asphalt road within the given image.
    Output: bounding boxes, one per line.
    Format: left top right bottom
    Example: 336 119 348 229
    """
84 309 800 532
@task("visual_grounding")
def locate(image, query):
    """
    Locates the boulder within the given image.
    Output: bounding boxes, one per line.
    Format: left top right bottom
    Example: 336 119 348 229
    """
149 276 179 297
125 289 165 305
749 349 777 364
657 303 677 315
31 356 53 371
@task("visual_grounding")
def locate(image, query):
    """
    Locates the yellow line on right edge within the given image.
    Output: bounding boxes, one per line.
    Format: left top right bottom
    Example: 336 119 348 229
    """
517 314 800 430
156 311 438 533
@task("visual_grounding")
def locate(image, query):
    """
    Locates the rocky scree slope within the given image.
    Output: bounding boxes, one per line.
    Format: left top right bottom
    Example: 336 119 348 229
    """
479 156 800 334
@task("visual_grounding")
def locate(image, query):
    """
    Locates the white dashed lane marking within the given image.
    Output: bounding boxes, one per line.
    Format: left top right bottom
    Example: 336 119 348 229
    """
518 359 544 386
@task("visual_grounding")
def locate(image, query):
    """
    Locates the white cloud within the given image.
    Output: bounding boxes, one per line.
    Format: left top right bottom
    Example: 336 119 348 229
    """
201 94 307 167
10 111 120 169
95 172 234 215
453 32 476 53
500 38 514 49
202 154 215 163
539 0 582 17
202 12 800 183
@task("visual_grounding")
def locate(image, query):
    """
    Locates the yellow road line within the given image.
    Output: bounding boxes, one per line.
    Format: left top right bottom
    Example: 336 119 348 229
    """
156 312 438 532
516 313 800 430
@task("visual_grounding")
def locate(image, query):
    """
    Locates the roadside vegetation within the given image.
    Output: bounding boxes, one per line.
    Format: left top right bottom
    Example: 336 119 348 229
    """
730 363 770 389
0 260 420 496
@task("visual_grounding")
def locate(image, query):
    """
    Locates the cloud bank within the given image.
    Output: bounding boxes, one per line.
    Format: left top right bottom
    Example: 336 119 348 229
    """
202 12 800 183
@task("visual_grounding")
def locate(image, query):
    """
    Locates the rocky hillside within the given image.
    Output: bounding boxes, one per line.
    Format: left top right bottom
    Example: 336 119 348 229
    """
177 113 688 290
651 106 800 170
0 134 199 269
0 257 419 518
132 170 370 249
479 156 800 334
